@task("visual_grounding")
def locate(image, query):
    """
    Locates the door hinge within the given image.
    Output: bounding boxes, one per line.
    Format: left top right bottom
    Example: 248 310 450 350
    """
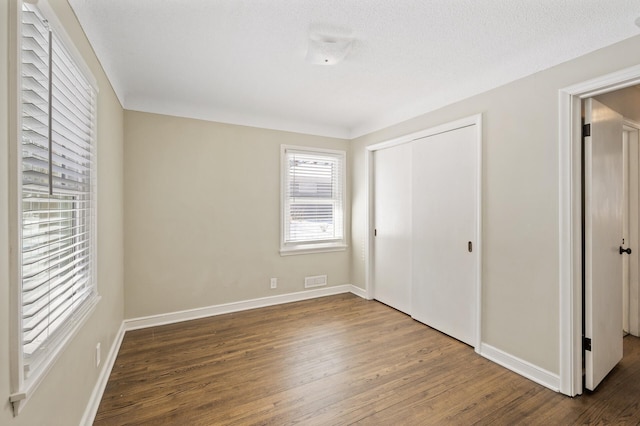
584 337 592 352
583 123 591 137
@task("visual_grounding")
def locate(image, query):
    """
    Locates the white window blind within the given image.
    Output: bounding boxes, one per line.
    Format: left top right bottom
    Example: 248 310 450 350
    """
281 146 345 253
19 0 97 382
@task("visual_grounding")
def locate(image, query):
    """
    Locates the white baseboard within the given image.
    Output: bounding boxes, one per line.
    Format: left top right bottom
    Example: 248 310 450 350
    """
125 284 363 331
80 322 126 426
479 342 560 392
349 285 367 299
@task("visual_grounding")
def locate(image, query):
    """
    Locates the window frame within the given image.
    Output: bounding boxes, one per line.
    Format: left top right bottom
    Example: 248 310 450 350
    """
9 0 100 415
280 145 347 255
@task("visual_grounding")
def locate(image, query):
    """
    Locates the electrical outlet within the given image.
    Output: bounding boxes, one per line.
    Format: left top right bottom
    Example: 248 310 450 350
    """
95 342 101 368
270 278 277 289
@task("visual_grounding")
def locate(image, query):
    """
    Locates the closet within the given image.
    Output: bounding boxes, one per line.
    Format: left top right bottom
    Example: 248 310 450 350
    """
372 117 480 347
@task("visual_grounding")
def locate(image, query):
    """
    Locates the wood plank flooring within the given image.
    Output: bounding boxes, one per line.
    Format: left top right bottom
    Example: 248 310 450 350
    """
94 294 640 425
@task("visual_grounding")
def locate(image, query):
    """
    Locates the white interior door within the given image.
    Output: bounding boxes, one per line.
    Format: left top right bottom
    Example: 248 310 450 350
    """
411 125 478 347
584 98 624 391
373 144 412 314
628 126 640 337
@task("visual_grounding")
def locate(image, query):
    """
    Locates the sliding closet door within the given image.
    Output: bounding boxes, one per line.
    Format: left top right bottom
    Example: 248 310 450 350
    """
411 125 478 346
373 143 412 314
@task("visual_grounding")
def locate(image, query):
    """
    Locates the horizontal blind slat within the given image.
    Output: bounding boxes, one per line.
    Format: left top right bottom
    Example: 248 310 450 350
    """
22 245 90 286
23 255 90 299
23 285 92 352
22 235 90 272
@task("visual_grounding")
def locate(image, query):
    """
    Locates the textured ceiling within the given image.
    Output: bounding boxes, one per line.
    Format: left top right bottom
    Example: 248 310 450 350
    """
68 0 640 139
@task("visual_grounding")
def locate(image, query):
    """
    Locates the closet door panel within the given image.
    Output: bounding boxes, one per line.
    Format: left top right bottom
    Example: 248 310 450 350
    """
411 125 478 347
373 143 412 314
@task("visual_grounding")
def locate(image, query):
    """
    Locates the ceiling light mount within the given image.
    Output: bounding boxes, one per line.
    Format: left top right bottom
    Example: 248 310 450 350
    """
305 25 354 65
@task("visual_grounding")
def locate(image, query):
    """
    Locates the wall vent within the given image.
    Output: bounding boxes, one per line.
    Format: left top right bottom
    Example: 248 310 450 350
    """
305 275 327 288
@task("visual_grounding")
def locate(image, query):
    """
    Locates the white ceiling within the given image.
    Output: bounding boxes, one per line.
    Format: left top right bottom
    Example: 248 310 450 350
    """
68 0 640 139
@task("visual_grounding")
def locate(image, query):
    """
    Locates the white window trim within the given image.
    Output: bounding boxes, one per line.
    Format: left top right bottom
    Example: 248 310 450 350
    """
280 145 347 255
8 0 100 415
280 241 348 256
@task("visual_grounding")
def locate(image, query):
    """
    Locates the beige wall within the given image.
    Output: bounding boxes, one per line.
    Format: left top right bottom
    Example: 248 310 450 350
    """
596 86 640 123
1 0 125 424
123 111 351 318
351 35 640 374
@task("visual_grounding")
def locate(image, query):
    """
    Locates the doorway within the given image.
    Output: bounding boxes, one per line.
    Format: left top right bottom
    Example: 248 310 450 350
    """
581 95 640 391
622 123 640 336
560 66 640 396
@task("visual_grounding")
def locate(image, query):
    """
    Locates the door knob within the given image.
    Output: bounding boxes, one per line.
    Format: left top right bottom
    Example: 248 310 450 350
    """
619 246 632 255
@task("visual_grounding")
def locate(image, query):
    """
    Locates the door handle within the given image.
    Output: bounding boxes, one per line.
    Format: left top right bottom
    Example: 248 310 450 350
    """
619 246 632 255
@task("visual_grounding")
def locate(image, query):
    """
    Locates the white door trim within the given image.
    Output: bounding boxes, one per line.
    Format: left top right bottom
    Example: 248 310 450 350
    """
559 64 640 396
364 114 483 350
623 127 630 335
624 120 640 337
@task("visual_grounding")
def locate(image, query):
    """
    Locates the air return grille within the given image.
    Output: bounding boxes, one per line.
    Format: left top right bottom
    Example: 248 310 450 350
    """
305 275 327 288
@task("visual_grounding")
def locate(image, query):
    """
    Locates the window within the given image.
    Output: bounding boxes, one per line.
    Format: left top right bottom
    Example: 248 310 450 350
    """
10 0 98 414
281 145 346 254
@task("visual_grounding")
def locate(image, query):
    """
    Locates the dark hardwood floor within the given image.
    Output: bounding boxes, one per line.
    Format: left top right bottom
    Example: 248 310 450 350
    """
94 293 640 425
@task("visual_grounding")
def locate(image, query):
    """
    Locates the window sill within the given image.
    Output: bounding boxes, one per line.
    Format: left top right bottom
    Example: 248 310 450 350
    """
280 243 347 256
